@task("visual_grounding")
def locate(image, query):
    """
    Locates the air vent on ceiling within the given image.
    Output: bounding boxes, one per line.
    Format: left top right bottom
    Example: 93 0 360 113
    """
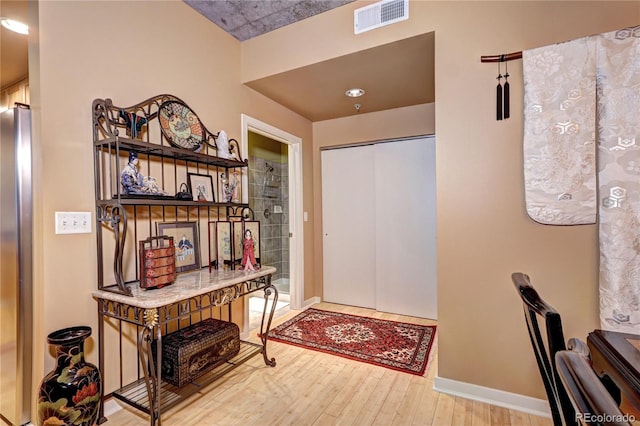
354 0 409 34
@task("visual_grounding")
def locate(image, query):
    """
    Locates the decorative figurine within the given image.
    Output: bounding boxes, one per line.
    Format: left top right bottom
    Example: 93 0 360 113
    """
240 229 259 271
230 170 239 202
119 110 147 139
121 151 169 196
217 130 230 159
220 172 238 203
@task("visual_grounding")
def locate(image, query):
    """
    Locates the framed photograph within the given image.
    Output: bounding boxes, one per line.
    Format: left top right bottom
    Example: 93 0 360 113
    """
232 221 261 270
188 173 215 202
157 221 200 273
208 221 232 271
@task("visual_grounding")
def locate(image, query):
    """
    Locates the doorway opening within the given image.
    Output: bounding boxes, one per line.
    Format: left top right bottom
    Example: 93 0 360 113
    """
241 115 304 332
247 132 291 328
248 134 290 293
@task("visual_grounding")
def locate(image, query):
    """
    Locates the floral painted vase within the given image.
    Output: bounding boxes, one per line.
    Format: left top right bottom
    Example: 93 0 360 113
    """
37 326 102 426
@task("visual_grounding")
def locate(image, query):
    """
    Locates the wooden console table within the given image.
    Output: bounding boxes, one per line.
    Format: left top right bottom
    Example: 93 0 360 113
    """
92 266 277 426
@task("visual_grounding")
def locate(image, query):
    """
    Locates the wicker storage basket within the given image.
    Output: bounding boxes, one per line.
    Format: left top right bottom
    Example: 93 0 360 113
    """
152 318 240 387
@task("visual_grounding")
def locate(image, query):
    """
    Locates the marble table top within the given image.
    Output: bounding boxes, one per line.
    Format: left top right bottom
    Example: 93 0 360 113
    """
92 266 276 309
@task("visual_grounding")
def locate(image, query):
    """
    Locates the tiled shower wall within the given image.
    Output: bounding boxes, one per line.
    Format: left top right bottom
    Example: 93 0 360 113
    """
248 156 289 284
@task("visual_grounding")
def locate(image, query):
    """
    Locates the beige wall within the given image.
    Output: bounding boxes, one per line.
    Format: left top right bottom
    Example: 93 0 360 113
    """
30 0 313 404
243 1 640 400
431 1 637 398
29 0 640 416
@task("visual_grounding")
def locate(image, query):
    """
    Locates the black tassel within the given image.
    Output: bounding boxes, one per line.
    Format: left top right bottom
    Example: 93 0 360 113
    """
503 61 510 119
503 79 510 119
496 77 503 121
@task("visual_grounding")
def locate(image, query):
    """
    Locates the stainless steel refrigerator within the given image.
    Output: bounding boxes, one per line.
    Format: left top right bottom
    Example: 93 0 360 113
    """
0 104 33 426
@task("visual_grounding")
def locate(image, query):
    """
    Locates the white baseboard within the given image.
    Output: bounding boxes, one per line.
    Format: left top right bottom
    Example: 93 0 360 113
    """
433 376 552 419
303 296 321 308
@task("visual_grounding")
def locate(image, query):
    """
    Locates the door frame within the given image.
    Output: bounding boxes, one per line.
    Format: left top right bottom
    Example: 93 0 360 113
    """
240 114 304 314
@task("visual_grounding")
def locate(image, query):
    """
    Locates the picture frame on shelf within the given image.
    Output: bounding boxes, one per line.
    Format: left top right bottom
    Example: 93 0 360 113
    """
157 221 200 273
232 221 261 270
208 221 232 271
188 173 215 202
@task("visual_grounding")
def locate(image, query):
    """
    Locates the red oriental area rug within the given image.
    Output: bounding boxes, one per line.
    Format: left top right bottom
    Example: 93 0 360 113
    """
267 308 436 375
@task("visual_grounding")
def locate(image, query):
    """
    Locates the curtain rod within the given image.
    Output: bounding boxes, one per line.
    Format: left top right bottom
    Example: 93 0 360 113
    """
480 51 522 63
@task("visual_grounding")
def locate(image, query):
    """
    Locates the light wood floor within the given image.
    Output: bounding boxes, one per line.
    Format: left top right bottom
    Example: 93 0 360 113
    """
106 302 552 426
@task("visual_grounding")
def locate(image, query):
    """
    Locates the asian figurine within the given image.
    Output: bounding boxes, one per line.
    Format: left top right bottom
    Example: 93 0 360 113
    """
240 229 259 271
220 171 238 203
121 151 169 196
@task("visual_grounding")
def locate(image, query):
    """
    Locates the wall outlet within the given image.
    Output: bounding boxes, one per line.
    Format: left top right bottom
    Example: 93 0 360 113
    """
55 212 92 234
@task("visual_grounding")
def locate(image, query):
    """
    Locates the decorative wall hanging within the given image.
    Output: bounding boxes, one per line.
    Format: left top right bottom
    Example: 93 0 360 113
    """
522 35 597 226
480 51 522 121
518 24 640 333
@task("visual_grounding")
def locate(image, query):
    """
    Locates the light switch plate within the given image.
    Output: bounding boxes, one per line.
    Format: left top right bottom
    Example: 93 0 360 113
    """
55 212 92 234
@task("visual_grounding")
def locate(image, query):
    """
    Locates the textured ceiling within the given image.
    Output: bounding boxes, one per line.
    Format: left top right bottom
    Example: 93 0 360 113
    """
184 0 355 41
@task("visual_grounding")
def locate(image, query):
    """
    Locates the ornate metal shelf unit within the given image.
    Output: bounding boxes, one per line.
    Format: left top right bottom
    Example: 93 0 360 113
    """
92 96 277 426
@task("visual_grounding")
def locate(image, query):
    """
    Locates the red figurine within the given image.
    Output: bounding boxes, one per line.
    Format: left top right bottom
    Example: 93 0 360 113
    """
240 229 259 271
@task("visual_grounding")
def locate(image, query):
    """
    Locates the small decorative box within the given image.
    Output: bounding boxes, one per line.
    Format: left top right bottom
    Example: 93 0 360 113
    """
139 235 175 289
152 318 240 387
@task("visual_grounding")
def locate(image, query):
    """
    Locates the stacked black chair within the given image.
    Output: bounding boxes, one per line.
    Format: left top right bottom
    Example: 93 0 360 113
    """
512 272 576 425
555 338 630 426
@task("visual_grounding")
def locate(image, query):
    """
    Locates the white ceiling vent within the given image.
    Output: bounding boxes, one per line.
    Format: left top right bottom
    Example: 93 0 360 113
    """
354 0 409 34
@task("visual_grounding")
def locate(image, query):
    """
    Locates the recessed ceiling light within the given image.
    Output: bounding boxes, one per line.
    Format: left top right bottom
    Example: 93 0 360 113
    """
345 88 365 98
1 18 29 35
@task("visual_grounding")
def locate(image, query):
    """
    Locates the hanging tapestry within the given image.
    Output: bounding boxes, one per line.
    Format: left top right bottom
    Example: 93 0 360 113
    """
523 25 640 332
596 26 640 330
522 36 597 225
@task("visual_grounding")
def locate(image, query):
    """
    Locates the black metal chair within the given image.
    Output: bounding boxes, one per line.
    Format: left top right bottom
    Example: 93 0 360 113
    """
512 272 576 425
555 339 630 426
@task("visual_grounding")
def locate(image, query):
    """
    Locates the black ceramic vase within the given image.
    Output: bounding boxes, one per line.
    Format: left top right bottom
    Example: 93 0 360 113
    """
37 326 102 426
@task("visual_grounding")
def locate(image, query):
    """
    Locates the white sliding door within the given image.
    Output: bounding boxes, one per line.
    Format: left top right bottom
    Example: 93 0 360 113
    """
375 137 437 319
321 137 437 319
321 145 376 309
